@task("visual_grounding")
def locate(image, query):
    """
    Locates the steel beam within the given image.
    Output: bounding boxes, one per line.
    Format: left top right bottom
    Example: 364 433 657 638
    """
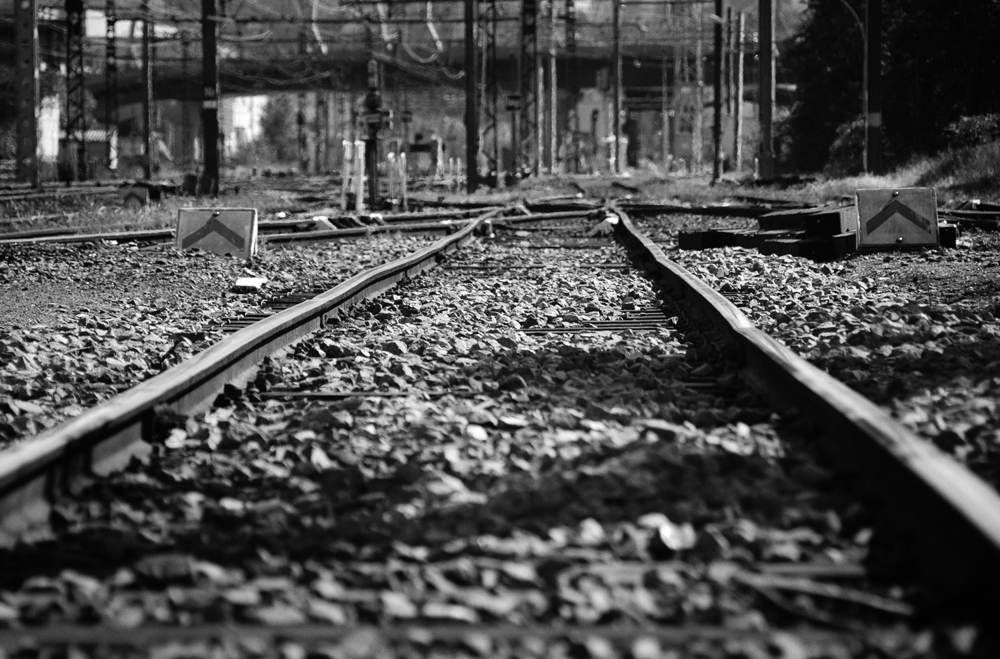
14 0 39 186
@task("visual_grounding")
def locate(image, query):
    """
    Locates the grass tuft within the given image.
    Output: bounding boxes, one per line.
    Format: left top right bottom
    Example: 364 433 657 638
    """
916 141 1000 203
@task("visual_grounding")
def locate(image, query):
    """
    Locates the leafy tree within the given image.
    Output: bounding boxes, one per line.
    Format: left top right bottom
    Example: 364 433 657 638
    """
782 0 1000 172
780 0 868 172
259 94 297 163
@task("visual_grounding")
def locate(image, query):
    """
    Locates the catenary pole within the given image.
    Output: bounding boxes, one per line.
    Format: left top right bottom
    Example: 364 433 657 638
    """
465 0 480 191
201 0 221 195
866 0 882 173
712 0 723 182
757 0 774 179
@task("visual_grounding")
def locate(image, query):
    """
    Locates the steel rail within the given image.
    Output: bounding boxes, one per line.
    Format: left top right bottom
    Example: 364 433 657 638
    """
0 623 859 649
262 220 473 244
616 201 783 218
0 221 474 246
614 206 1000 610
495 210 604 230
0 209 499 547
366 207 502 223
0 228 175 245
0 186 119 203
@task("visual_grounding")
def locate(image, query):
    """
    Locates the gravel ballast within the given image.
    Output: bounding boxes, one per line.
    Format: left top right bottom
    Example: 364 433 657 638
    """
646 224 1000 489
0 236 442 448
0 211 995 656
0 230 925 658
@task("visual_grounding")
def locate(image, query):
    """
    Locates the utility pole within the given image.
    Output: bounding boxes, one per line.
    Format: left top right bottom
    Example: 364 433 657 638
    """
465 0 480 192
725 6 733 116
565 0 576 172
479 0 499 185
536 31 544 175
693 18 704 172
549 0 557 173
201 0 221 195
712 0 723 182
315 94 327 174
141 0 153 180
661 56 669 167
612 0 621 174
66 0 87 182
757 0 775 179
365 60 382 209
106 0 119 172
519 0 539 176
297 27 308 173
734 11 745 174
14 0 38 186
866 0 882 173
180 33 192 168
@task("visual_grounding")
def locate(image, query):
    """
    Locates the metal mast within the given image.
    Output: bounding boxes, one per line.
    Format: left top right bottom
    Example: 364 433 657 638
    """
758 0 775 179
519 0 539 176
181 33 193 169
201 0 221 194
712 0 723 182
465 0 480 192
612 0 621 173
66 0 88 181
479 0 500 185
105 0 119 172
141 0 154 179
14 0 39 186
867 0 883 173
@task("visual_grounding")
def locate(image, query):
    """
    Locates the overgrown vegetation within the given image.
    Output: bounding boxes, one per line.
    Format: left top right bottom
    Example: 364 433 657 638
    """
783 0 1000 174
917 141 1000 200
228 95 297 168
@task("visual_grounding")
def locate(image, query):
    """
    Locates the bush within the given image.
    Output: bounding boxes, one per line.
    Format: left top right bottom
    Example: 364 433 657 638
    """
825 117 866 177
917 140 1000 196
943 114 1000 149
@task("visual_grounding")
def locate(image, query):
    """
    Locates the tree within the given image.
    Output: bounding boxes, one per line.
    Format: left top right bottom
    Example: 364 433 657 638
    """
259 94 296 163
782 0 1000 173
781 0 869 172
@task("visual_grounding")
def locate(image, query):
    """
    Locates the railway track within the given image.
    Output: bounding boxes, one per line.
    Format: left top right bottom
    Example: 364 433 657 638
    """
0 185 119 206
1 204 999 656
0 214 491 247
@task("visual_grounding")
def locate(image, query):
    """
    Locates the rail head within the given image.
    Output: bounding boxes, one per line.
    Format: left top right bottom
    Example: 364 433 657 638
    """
612 205 1000 606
